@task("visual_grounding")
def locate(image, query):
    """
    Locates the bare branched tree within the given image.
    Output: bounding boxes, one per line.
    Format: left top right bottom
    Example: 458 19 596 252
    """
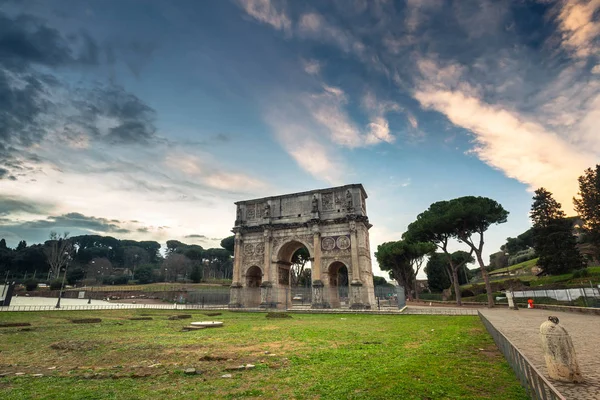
44 231 72 279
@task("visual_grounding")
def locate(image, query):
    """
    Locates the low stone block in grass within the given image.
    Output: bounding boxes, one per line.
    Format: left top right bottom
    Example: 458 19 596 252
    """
129 317 153 321
182 325 206 331
0 322 31 328
167 314 192 320
265 312 292 319
204 312 222 316
71 318 102 324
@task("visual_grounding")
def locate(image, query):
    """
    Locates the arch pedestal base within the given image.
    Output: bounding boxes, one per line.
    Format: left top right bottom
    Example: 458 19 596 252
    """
311 280 331 309
229 283 243 308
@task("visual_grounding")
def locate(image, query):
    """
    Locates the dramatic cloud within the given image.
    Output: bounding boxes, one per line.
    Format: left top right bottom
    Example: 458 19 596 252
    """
18 212 130 233
556 0 600 59
0 10 159 181
164 152 267 193
237 0 292 35
297 12 365 56
302 58 321 75
0 196 52 216
67 85 157 145
413 57 597 211
362 91 401 145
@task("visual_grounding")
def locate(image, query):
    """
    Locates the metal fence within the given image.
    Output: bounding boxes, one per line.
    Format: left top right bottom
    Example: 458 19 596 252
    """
403 306 478 315
478 311 565 400
0 303 230 312
503 287 600 308
2 284 404 312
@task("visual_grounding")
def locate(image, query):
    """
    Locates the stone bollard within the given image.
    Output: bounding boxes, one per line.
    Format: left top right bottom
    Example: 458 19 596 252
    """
539 316 584 383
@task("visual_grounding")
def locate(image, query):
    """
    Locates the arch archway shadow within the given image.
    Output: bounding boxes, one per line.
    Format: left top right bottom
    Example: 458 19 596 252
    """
327 261 349 308
244 266 262 307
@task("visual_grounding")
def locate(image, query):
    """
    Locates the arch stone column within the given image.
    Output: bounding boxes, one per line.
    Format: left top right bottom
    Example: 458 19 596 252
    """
228 231 243 308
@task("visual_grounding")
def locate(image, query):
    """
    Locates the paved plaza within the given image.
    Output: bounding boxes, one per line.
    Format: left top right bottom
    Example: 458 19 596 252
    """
479 307 600 400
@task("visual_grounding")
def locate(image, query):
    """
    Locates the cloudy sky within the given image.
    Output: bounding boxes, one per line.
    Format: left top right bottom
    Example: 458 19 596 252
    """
1 0 599 276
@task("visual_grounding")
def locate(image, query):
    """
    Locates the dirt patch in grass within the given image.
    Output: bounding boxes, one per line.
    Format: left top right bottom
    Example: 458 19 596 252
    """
478 344 503 360
50 340 101 351
199 355 228 361
0 322 31 328
266 312 292 319
71 318 102 324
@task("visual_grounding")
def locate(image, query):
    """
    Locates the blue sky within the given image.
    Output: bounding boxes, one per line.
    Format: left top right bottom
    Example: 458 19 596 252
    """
1 0 599 277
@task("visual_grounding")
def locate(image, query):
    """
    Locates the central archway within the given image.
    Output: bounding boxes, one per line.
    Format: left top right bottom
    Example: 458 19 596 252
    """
274 239 312 308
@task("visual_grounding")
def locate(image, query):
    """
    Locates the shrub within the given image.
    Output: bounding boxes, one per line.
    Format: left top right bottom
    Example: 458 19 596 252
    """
266 312 292 319
572 268 589 279
24 279 38 291
461 289 474 298
135 265 155 284
102 275 129 285
508 249 537 266
49 279 63 290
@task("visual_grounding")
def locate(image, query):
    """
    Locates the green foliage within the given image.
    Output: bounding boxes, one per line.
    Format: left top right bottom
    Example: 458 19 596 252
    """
23 279 38 291
135 265 155 284
425 252 473 292
419 292 444 301
49 279 63 290
531 188 585 275
373 276 390 286
67 267 85 285
102 275 128 285
425 253 451 292
574 164 600 261
375 240 434 297
508 248 537 266
572 268 589 279
189 264 202 283
501 229 534 255
489 251 508 270
220 235 235 253
405 196 507 306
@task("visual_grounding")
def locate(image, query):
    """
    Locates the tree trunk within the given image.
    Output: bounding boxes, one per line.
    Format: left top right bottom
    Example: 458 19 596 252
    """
414 279 419 301
476 251 494 307
452 267 462 306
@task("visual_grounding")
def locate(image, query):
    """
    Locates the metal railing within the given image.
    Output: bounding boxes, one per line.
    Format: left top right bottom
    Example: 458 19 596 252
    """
403 307 478 315
0 303 229 312
478 311 565 400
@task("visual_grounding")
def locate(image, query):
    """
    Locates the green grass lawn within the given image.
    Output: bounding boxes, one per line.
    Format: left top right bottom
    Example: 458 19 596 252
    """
0 310 527 400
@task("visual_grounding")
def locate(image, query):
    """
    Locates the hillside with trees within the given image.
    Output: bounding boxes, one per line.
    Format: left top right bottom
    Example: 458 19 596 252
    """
0 233 235 287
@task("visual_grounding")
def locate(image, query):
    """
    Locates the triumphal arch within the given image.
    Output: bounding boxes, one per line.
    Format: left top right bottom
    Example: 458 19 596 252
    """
229 184 375 309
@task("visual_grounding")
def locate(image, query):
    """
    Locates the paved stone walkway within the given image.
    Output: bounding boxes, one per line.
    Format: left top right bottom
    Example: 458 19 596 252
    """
479 308 600 400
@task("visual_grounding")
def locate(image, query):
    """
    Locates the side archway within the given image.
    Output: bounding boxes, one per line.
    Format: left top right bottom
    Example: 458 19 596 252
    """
327 261 349 308
244 265 262 307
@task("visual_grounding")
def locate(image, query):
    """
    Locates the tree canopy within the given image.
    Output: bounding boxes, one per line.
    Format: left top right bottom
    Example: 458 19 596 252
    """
404 196 508 307
574 164 600 262
375 240 434 300
532 188 585 274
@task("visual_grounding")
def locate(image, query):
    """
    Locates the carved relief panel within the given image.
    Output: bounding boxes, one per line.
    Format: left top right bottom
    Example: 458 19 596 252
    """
321 235 351 251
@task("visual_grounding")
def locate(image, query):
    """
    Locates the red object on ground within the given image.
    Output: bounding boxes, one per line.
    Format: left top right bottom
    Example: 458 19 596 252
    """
528 299 534 309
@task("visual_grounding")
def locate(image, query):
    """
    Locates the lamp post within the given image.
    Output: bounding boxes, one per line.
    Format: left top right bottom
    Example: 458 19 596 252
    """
133 254 139 280
88 260 95 304
55 252 71 309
